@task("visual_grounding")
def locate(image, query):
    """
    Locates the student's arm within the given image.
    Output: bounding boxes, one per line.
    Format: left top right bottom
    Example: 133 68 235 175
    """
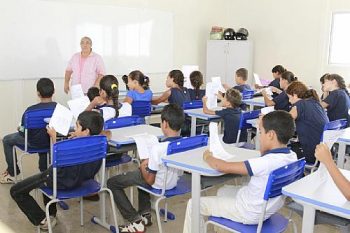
123 96 133 104
289 106 298 119
140 159 156 185
152 90 171 105
203 150 248 175
202 96 216 115
46 126 57 144
100 130 111 140
261 89 275 106
85 96 106 111
315 144 350 200
64 70 73 94
270 86 283 95
320 101 329 108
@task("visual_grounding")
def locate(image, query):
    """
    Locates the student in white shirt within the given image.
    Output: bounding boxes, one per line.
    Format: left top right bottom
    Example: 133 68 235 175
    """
183 110 298 233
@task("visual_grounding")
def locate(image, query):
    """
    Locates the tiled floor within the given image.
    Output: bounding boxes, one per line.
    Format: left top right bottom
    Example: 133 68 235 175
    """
0 142 341 233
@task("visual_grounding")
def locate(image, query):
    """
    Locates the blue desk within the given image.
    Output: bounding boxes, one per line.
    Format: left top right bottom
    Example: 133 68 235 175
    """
184 108 222 136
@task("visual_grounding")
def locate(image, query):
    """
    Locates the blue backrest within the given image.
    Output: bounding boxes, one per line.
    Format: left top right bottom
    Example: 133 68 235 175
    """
167 135 208 155
183 100 203 110
321 119 347 142
52 135 107 168
131 101 152 117
104 116 145 130
238 109 261 130
242 90 255 100
24 108 55 129
263 159 306 200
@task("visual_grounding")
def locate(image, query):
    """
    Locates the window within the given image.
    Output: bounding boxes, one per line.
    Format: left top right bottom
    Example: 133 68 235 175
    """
329 12 350 65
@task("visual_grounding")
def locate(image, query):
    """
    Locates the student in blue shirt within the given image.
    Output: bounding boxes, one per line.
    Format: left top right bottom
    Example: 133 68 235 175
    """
321 74 350 127
124 70 153 104
0 78 57 184
319 73 330 100
269 65 286 90
223 68 252 92
188 71 205 100
286 81 329 164
202 88 247 144
152 70 191 107
262 71 297 112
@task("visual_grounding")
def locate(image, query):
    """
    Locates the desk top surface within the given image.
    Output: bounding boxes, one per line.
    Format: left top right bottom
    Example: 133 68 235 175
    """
242 96 265 106
184 107 222 120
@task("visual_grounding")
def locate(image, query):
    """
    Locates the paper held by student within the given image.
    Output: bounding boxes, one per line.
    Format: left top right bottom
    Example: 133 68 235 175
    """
67 96 90 120
205 82 217 109
322 129 346 149
128 133 160 160
260 106 275 115
253 73 263 86
209 122 234 160
49 103 73 136
70 84 85 99
182 65 199 89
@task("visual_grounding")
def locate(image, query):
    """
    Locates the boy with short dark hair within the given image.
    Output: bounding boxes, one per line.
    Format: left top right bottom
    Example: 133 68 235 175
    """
1 78 57 184
183 110 297 233
10 111 105 230
107 104 185 233
87 86 100 101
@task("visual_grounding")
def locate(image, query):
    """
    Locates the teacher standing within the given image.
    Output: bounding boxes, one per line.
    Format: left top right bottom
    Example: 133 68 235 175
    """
64 36 106 94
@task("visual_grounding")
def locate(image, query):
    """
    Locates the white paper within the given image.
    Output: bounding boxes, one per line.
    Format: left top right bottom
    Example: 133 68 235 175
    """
49 103 73 136
67 96 90 120
253 73 262 86
322 129 346 148
129 133 159 160
209 122 235 160
70 84 84 99
316 163 330 182
260 106 275 115
182 65 199 89
119 102 132 117
205 82 217 109
211 76 226 93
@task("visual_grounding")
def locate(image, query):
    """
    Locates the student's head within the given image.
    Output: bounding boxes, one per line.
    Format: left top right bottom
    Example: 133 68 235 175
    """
80 36 92 53
160 104 185 135
223 88 242 108
166 70 184 88
280 71 297 90
285 81 320 104
75 111 104 136
271 65 286 79
127 70 150 90
323 74 348 94
121 75 129 90
235 68 248 84
99 75 119 117
190 71 203 90
37 78 54 98
259 110 295 154
87 87 100 101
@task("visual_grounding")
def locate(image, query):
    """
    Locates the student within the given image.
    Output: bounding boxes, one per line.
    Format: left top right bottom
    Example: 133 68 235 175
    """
122 75 129 90
183 110 297 233
202 88 246 144
269 65 286 90
0 78 57 184
152 70 191 107
86 74 131 121
123 70 153 104
223 68 252 92
188 71 205 100
262 71 297 112
10 111 105 230
286 81 329 164
321 74 350 127
87 86 100 101
319 73 330 100
107 104 185 233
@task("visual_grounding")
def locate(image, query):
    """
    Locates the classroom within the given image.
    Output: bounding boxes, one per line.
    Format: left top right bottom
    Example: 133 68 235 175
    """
1 0 350 232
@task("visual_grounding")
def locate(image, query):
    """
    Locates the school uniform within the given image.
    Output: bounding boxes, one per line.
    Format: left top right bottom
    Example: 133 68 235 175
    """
323 89 350 127
268 79 281 98
188 89 205 101
96 102 132 121
183 148 297 233
233 84 252 93
126 89 153 102
168 87 191 107
272 91 291 112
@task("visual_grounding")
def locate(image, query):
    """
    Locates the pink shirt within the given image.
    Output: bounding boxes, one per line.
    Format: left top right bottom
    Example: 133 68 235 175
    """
66 52 105 93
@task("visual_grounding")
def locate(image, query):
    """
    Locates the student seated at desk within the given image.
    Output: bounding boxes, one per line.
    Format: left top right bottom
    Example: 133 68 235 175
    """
188 71 205 100
255 65 286 94
319 73 330 100
152 70 191 107
107 104 185 233
123 70 153 104
183 110 297 233
87 86 100 101
0 78 57 184
262 71 297 112
203 88 247 144
224 68 252 92
10 111 105 231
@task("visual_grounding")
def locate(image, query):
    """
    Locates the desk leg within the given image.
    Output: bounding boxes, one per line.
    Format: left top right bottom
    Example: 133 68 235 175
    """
190 116 197 137
191 172 201 233
338 142 346 169
301 204 315 233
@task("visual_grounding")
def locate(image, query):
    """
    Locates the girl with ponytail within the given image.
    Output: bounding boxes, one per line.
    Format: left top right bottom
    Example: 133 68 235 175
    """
188 71 205 100
124 70 153 104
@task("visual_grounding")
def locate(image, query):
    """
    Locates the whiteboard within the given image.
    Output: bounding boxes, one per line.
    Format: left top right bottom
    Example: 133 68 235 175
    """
0 0 174 80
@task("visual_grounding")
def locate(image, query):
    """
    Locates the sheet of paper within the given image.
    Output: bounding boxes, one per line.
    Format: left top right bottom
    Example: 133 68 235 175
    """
209 122 235 160
260 106 275 115
119 102 132 117
129 133 159 160
49 103 73 136
182 65 199 89
211 76 226 93
322 129 346 148
253 73 262 86
70 84 84 99
67 96 90 120
205 82 217 109
316 163 330 182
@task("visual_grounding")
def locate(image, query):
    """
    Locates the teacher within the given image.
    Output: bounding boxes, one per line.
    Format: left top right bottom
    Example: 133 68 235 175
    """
64 36 106 94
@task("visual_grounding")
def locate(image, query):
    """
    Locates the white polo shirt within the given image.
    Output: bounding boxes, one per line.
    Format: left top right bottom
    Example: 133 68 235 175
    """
235 148 297 224
98 102 132 122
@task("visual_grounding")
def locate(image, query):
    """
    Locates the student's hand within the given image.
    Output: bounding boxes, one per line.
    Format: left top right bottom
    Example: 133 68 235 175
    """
64 82 70 94
46 126 56 138
203 149 213 162
315 143 333 165
92 96 106 106
270 86 280 93
254 84 263 89
68 131 78 139
140 159 149 169
202 96 208 103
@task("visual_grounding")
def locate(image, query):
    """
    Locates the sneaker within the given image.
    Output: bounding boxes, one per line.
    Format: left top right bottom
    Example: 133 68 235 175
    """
141 213 152 226
118 219 145 233
39 216 57 231
0 172 15 184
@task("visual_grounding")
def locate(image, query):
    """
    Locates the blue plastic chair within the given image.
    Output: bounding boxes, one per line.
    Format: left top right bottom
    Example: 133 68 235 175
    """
39 135 118 233
183 100 203 110
131 101 152 118
205 159 306 233
13 108 55 182
137 135 208 233
236 109 261 145
242 90 255 100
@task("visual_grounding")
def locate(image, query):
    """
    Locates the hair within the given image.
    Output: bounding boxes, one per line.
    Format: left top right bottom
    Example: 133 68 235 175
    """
286 81 320 102
37 78 54 98
121 75 129 90
236 68 248 81
281 71 297 84
161 104 185 131
77 111 104 136
189 71 203 99
80 36 92 45
325 74 350 95
128 70 150 90
87 87 100 101
271 65 286 74
319 73 330 84
99 75 120 118
225 88 242 108
169 70 185 88
262 110 295 144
